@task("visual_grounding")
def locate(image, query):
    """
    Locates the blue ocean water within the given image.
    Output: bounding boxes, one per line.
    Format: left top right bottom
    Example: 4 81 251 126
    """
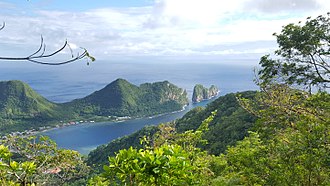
42 99 215 154
0 60 258 102
0 60 258 154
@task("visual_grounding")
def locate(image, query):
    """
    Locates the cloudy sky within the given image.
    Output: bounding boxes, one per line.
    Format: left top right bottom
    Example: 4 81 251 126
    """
0 0 329 64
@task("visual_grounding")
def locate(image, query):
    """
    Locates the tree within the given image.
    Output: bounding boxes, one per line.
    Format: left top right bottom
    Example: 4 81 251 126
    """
213 14 330 185
0 22 95 65
258 13 330 91
235 85 330 185
0 135 90 185
88 112 217 186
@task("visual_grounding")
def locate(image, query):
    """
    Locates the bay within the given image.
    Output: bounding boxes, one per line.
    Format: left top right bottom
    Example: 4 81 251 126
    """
0 59 259 154
42 99 214 155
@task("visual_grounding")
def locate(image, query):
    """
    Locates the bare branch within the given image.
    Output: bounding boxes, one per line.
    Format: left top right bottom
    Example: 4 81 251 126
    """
0 21 94 65
0 22 5 31
28 35 44 58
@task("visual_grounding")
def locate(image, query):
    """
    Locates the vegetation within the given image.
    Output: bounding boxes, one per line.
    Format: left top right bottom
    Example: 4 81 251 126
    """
0 80 66 134
177 90 257 155
192 84 218 103
0 135 89 185
0 79 188 135
87 14 330 185
87 125 159 170
219 86 330 185
67 79 188 118
87 91 257 167
88 112 216 186
213 14 330 185
1 14 329 185
258 13 330 91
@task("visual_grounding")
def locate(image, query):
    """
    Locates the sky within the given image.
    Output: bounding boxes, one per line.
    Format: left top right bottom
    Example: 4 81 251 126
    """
0 0 329 65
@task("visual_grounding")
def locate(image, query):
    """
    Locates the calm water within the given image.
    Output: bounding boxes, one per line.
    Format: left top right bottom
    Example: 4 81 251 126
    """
0 60 258 154
42 99 214 154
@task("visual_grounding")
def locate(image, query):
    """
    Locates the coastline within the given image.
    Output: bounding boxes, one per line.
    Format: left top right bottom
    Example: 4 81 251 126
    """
8 95 219 155
2 104 191 140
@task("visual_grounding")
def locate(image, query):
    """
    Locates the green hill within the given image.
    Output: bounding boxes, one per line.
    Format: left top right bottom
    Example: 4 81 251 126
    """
87 90 257 167
0 79 188 135
87 125 159 169
177 90 257 155
0 80 63 134
66 78 188 118
0 80 55 116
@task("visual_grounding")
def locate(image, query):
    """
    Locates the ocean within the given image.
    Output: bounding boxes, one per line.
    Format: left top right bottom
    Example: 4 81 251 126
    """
0 59 259 154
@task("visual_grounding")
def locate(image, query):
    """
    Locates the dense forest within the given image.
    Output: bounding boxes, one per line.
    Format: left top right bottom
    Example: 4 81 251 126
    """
0 14 329 185
65 79 188 118
87 90 257 168
0 79 188 135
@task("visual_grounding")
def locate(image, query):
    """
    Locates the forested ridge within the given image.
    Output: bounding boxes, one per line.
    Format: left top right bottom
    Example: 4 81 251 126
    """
0 79 188 135
65 79 188 118
87 90 257 168
0 14 329 185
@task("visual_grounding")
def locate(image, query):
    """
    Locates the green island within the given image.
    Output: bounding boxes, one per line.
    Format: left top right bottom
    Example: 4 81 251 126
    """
0 79 188 135
192 84 219 103
0 14 329 186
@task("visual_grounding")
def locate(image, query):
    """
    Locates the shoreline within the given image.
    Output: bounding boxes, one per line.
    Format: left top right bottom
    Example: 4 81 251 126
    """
2 105 190 139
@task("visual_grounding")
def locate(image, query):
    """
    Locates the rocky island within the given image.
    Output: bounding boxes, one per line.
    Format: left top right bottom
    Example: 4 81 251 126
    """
192 84 219 103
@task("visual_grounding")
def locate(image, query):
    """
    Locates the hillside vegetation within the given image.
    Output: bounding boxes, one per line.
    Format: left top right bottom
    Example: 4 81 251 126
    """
0 14 329 186
0 79 188 135
176 90 257 155
65 79 188 118
0 80 64 134
86 14 330 185
87 90 257 168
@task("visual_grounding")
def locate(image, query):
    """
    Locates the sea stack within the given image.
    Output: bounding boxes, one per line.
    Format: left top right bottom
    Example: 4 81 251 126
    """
192 84 219 103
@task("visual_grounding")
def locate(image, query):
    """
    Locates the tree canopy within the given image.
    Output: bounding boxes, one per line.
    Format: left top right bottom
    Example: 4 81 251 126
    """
0 135 90 185
258 13 330 91
0 13 330 186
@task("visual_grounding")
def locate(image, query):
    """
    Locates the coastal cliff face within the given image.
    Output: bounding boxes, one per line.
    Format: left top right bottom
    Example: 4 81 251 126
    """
0 79 189 135
140 81 188 106
69 79 189 117
192 84 219 103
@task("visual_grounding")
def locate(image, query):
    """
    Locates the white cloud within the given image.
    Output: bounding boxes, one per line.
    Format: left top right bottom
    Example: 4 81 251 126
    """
144 0 245 28
0 0 329 61
243 0 320 13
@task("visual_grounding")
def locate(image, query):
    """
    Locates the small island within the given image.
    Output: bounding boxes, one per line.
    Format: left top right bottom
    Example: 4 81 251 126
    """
192 84 219 103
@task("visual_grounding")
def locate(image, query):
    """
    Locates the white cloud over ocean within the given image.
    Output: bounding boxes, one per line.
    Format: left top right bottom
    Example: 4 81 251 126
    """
0 0 329 63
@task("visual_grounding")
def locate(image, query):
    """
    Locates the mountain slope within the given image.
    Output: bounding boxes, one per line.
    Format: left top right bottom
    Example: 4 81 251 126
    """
66 79 188 117
177 90 257 155
87 91 257 167
0 80 62 134
87 125 159 169
0 79 188 135
0 80 55 116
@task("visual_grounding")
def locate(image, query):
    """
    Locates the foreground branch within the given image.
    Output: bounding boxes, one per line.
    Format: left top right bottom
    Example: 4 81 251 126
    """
0 22 95 65
0 22 5 31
